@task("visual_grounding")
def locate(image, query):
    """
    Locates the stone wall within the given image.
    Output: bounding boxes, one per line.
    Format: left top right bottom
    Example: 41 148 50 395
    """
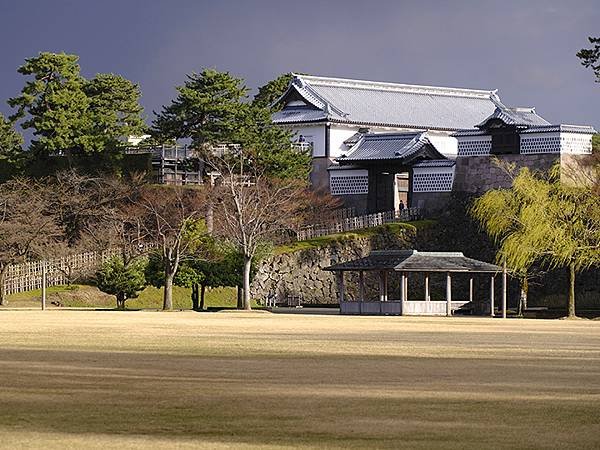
251 227 416 305
453 154 559 193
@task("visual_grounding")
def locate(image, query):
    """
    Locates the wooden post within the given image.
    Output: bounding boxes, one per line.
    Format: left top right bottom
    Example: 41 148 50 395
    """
359 271 365 302
502 265 507 319
41 266 47 311
424 273 430 302
337 271 345 304
446 272 452 317
490 275 495 317
404 273 408 301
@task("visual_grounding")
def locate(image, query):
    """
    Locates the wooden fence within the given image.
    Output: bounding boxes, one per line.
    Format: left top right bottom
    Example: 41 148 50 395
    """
296 208 421 241
3 249 122 296
3 209 421 295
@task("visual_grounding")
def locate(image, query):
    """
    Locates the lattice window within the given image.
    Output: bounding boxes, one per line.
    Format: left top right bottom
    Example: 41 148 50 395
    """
457 138 491 156
412 171 454 192
520 135 561 154
560 134 592 154
330 174 368 195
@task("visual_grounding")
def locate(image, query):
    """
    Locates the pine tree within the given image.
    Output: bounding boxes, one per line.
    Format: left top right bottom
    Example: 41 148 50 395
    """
0 113 24 163
82 73 146 152
152 69 248 148
8 52 89 158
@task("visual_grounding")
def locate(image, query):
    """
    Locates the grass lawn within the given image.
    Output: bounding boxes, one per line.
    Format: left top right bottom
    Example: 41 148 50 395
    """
5 284 240 310
0 312 599 449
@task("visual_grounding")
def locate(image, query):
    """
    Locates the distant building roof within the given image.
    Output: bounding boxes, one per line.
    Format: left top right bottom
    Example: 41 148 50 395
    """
325 250 501 273
476 106 550 128
454 123 597 137
413 159 456 168
338 131 447 164
273 74 503 131
519 124 597 134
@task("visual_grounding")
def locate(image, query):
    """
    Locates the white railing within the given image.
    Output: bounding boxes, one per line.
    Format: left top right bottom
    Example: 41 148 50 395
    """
292 142 313 153
296 208 421 241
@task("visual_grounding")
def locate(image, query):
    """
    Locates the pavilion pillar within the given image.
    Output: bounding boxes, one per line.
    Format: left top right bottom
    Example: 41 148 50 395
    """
490 275 495 317
502 265 507 319
359 271 365 302
404 273 409 301
424 273 430 302
378 271 385 302
337 271 345 304
469 277 474 303
446 272 452 317
400 272 406 302
383 271 388 302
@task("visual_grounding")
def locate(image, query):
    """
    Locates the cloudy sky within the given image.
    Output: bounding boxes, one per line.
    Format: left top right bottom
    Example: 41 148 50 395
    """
0 0 598 129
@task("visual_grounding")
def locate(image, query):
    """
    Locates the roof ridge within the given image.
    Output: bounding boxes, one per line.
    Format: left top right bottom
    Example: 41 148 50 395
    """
295 74 498 99
363 131 423 140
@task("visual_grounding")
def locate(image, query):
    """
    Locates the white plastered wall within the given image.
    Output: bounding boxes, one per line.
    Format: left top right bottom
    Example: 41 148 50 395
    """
288 124 326 157
329 125 362 158
426 133 458 158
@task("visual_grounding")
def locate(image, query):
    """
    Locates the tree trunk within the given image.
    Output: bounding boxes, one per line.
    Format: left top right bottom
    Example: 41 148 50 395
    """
0 264 8 306
191 283 199 311
116 292 126 310
200 284 206 311
206 203 214 235
163 273 174 311
517 278 528 317
567 263 576 318
243 256 252 310
237 285 243 309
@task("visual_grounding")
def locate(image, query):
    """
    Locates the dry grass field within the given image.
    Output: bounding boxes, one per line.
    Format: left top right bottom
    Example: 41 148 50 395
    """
0 311 599 449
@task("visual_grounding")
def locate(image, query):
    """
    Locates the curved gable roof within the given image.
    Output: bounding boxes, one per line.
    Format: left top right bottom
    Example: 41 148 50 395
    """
338 131 447 164
273 74 502 130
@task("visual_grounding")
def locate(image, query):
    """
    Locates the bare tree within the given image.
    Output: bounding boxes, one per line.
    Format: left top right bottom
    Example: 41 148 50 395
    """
0 178 64 305
48 171 153 287
214 160 305 310
137 185 208 310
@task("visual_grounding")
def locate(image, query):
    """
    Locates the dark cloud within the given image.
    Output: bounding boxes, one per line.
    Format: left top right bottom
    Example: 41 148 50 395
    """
0 0 598 128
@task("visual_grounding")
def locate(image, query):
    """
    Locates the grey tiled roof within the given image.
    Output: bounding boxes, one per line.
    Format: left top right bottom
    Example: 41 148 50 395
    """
272 107 328 123
327 164 364 171
339 131 446 163
273 75 502 130
343 128 370 146
477 106 550 128
325 250 501 273
395 253 501 273
325 250 416 271
519 124 597 134
413 159 456 168
454 123 597 137
452 129 489 137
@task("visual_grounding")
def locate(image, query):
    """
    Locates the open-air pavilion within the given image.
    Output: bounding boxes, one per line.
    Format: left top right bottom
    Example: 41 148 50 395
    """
325 250 507 317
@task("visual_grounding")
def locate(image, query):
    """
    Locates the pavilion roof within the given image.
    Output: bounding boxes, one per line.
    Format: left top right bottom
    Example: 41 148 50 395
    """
325 250 501 273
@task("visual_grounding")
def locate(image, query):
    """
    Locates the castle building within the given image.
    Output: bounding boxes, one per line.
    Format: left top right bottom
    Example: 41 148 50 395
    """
273 75 595 214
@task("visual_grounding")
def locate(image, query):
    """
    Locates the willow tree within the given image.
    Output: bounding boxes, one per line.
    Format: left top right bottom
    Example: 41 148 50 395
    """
542 182 600 317
472 163 600 318
471 163 547 313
